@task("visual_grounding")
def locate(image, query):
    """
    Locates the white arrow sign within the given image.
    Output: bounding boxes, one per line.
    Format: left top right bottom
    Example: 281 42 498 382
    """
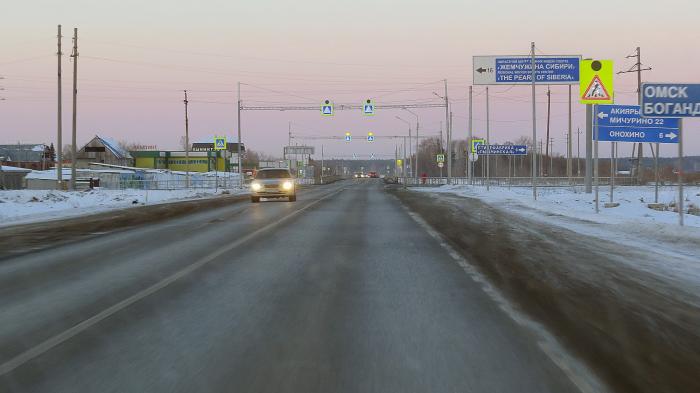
597 112 609 119
665 132 678 140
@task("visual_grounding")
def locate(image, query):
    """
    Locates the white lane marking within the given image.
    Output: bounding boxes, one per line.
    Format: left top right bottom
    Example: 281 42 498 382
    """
0 187 345 376
400 204 609 393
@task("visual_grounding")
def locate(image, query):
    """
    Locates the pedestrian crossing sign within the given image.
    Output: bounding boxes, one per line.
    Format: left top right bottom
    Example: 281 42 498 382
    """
214 136 227 150
367 132 375 142
580 60 614 104
436 154 445 163
321 100 334 116
363 99 375 115
345 132 352 142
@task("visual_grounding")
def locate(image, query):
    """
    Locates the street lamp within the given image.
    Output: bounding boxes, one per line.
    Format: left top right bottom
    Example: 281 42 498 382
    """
402 108 420 179
395 116 411 180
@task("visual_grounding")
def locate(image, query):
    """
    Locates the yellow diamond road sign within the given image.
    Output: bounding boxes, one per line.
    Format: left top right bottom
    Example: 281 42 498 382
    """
580 59 614 104
471 138 485 153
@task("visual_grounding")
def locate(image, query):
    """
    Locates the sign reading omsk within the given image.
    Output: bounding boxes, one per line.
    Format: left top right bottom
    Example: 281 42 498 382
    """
595 105 679 143
213 136 227 150
641 83 700 118
580 59 614 104
473 55 580 85
321 100 333 116
476 145 528 155
363 99 375 115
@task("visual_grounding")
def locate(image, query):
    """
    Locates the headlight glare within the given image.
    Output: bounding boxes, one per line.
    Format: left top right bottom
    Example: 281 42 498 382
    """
282 181 293 190
251 182 262 191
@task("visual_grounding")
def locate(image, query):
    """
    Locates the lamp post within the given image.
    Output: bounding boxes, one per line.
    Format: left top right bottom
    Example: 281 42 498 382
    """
395 116 412 180
402 108 420 180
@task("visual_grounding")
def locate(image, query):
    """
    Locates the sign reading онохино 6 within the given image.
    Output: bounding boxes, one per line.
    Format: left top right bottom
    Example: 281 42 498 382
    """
641 83 700 118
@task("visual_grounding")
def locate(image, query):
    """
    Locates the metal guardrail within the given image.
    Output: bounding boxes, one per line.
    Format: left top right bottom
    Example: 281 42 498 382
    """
116 179 245 190
398 176 639 187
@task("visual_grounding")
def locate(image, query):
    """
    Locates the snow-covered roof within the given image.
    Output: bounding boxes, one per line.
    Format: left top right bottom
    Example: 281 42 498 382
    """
95 135 133 159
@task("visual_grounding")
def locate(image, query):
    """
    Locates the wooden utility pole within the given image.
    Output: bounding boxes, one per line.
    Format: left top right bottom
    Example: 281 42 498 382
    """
70 28 78 190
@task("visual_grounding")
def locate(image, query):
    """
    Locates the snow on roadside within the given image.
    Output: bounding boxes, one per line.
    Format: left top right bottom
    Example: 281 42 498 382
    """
413 185 700 287
0 188 248 227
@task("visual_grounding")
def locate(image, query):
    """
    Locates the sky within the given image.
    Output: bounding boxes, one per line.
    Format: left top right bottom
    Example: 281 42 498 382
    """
1 0 699 160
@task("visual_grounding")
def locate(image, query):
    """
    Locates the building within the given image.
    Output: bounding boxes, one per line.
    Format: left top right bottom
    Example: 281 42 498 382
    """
0 166 31 189
131 142 244 173
75 135 134 168
0 144 55 170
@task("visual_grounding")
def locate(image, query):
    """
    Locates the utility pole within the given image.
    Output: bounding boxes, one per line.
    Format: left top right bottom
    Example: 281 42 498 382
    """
69 27 78 190
545 86 551 176
530 42 537 199
549 137 554 176
444 79 450 185
237 82 243 188
57 25 63 188
468 85 473 184
183 90 190 187
618 47 652 185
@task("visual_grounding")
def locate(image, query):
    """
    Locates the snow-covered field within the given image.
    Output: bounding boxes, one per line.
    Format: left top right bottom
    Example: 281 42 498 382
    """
0 188 248 227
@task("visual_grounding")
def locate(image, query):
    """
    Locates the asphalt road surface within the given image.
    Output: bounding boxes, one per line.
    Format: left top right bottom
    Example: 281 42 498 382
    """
0 180 585 393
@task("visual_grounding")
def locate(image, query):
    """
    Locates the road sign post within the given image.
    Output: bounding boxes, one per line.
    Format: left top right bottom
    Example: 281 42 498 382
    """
367 132 374 142
641 83 700 226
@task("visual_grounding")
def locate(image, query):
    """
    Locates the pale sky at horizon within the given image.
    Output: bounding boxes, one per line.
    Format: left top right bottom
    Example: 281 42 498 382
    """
1 0 699 158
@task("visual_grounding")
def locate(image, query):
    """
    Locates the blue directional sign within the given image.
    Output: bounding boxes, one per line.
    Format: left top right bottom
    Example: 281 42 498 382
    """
595 105 679 144
641 83 700 118
473 56 581 85
475 144 528 155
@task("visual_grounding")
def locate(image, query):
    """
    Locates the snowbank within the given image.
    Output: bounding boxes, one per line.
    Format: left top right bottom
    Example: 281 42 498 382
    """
0 188 248 227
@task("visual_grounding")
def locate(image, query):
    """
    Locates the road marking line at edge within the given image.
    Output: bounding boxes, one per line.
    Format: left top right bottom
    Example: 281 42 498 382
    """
0 187 345 376
396 198 609 393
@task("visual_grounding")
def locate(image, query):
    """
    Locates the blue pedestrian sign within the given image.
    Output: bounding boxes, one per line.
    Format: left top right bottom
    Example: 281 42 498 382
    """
473 55 581 85
344 132 352 142
476 144 528 155
367 132 375 142
321 100 333 116
363 99 375 116
595 105 679 144
213 136 227 150
641 83 700 118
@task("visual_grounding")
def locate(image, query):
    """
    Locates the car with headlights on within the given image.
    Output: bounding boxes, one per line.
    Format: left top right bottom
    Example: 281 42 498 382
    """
250 168 296 203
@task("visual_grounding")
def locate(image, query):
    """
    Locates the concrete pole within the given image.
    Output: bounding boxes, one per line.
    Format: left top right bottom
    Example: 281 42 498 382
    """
444 79 450 185
486 86 490 191
70 27 78 191
183 90 190 188
468 85 473 184
237 82 243 188
530 42 537 199
57 25 63 187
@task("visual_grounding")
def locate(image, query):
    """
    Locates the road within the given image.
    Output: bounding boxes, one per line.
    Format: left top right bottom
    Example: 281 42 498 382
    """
0 180 584 393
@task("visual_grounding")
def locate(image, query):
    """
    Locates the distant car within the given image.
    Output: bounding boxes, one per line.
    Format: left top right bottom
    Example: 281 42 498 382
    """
250 168 296 203
368 171 379 178
354 172 364 178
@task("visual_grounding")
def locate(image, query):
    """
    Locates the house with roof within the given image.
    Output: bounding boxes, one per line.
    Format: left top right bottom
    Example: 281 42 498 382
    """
75 135 134 168
0 144 55 170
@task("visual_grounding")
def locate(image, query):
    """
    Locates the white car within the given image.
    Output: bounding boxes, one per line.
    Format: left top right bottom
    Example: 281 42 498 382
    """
250 168 297 203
